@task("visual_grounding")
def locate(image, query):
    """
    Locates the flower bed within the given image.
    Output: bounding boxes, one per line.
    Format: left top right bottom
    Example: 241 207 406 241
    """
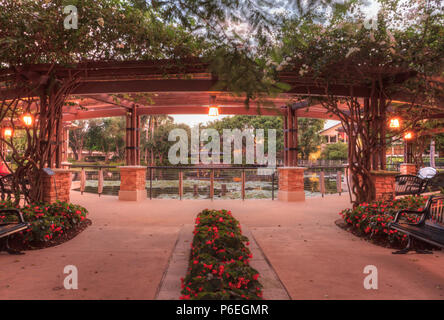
0 200 89 249
339 195 427 247
180 209 263 300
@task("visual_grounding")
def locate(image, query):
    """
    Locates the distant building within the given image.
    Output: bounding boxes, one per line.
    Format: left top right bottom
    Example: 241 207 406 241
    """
319 123 347 144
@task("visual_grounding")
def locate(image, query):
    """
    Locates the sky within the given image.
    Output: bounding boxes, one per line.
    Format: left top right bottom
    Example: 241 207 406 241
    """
172 114 339 130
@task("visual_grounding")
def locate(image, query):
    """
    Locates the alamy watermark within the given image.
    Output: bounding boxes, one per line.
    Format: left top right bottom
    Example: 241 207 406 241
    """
63 5 78 30
168 128 276 175
63 265 78 290
363 265 378 290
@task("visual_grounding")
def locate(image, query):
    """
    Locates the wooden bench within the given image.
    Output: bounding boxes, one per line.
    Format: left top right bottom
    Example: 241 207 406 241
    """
0 208 30 254
389 195 444 254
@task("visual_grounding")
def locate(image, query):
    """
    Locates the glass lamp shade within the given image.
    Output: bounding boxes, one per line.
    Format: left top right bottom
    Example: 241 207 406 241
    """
208 106 219 116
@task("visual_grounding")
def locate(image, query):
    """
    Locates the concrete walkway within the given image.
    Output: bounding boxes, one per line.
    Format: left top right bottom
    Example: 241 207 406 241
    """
1 192 443 299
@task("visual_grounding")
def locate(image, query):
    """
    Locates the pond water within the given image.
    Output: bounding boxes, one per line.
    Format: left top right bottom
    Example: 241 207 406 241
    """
73 173 346 199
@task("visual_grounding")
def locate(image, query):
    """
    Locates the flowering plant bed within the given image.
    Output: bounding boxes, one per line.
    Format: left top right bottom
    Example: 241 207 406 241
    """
339 195 429 248
0 200 90 250
180 209 263 300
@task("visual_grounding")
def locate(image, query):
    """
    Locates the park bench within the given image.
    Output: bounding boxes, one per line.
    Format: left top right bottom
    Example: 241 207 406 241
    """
395 167 437 196
389 194 444 254
0 208 30 254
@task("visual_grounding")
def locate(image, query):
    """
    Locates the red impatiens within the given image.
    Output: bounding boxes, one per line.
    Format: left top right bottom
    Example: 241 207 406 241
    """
180 209 263 300
340 195 427 246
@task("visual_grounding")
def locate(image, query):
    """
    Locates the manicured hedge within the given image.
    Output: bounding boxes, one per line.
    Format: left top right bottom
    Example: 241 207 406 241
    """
340 195 427 246
0 200 88 243
180 209 263 300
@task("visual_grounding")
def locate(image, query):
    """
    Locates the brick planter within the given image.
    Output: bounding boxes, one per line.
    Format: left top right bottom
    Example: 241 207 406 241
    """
119 166 147 201
42 169 72 203
278 167 306 202
400 163 417 175
370 170 398 201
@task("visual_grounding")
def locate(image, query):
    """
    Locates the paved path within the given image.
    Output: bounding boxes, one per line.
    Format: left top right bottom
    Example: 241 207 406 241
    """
1 192 443 299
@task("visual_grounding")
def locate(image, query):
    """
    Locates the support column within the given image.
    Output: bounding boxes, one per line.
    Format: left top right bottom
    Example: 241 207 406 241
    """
119 166 147 201
278 167 305 202
125 105 140 166
41 169 72 203
283 111 288 166
379 98 387 170
55 115 63 168
284 106 298 166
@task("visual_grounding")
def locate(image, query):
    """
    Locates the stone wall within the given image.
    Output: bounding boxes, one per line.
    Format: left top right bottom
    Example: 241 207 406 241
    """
370 171 398 201
400 163 417 175
41 169 72 203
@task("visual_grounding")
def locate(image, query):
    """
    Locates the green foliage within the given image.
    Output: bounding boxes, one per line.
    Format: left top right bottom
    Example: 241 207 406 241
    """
180 209 263 300
321 142 348 160
143 119 191 165
340 195 427 245
0 200 88 243
205 115 325 160
0 0 205 65
298 118 325 159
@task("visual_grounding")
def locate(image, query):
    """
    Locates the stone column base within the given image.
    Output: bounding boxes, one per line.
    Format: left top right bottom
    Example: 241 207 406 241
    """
278 190 305 202
118 189 147 201
119 166 147 202
278 167 306 202
370 170 398 201
42 169 72 203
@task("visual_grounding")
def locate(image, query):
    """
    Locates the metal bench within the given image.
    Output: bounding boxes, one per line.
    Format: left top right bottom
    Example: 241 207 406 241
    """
0 208 30 254
395 167 437 196
389 195 444 254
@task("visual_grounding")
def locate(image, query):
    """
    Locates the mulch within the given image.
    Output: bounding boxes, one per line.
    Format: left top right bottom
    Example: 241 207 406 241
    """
7 219 92 251
335 218 439 251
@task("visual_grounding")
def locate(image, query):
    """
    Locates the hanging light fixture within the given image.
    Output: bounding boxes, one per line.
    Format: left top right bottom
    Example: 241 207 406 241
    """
389 117 400 129
404 131 413 140
208 95 219 117
3 128 13 138
22 113 34 127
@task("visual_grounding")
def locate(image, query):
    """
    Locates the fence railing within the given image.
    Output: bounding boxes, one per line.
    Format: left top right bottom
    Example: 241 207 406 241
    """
67 164 348 199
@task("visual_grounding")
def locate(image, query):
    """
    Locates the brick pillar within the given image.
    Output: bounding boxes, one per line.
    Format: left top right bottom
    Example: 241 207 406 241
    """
42 169 72 203
119 166 147 201
370 171 398 201
400 163 416 175
278 167 305 201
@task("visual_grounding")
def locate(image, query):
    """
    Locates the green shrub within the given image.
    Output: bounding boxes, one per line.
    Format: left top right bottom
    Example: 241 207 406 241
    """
180 209 263 300
340 195 427 245
0 200 88 243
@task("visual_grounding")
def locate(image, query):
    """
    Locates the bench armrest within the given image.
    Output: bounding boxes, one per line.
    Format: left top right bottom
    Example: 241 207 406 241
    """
0 208 25 224
392 208 426 224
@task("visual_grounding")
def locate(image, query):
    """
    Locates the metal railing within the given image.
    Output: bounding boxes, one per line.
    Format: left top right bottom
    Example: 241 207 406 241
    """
67 164 348 199
145 166 277 200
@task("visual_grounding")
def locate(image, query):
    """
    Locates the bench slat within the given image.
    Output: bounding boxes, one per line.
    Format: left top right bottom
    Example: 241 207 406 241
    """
0 223 29 238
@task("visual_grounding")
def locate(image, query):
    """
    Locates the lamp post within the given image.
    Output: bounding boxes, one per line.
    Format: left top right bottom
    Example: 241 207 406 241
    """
403 131 414 163
208 95 219 117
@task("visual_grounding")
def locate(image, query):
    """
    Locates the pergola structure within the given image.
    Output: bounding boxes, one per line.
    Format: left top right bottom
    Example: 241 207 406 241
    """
1 58 442 203
60 92 348 167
